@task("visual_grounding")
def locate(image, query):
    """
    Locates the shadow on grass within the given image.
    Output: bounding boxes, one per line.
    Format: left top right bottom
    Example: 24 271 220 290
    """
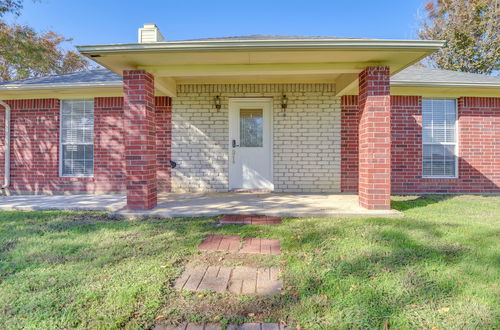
285 215 478 328
331 229 468 279
1 207 497 328
391 194 457 212
0 212 218 282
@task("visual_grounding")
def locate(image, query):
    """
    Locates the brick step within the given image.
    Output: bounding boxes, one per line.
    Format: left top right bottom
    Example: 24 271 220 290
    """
174 265 283 295
155 323 286 330
220 214 281 225
199 235 281 255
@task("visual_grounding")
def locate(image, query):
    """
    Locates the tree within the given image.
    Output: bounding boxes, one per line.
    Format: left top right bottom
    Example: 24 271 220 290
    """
419 0 499 74
0 0 23 17
0 0 91 81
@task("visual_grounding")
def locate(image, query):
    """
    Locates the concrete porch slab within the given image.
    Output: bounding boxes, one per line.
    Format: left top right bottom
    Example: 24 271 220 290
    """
118 192 403 218
0 194 126 211
0 192 402 218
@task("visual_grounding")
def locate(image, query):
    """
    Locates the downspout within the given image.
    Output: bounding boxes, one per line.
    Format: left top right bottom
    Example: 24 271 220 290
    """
0 100 10 189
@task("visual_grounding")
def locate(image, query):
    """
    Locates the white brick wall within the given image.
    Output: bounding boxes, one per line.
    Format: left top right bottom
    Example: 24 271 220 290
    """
172 84 341 192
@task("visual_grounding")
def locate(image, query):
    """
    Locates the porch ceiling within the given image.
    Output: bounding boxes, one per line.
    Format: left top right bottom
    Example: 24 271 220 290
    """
77 39 444 97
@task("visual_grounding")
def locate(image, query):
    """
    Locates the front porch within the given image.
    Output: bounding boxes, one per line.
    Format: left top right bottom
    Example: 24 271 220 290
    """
0 193 401 218
74 35 442 212
119 67 394 211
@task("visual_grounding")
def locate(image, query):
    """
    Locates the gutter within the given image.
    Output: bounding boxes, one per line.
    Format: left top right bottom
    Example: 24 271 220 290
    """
0 100 10 189
391 80 500 88
77 39 445 54
0 81 122 91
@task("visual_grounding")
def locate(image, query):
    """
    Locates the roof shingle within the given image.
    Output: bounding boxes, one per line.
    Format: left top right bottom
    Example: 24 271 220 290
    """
392 66 500 85
0 69 121 87
0 65 498 89
175 34 363 41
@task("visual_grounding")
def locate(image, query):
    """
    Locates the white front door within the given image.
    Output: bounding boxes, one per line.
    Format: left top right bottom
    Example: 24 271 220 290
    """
229 98 273 191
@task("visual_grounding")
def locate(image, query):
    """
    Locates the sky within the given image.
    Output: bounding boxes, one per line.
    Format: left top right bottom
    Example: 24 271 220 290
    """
6 0 428 48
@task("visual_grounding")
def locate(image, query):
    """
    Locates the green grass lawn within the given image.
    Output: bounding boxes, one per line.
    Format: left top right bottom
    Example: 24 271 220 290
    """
0 195 499 329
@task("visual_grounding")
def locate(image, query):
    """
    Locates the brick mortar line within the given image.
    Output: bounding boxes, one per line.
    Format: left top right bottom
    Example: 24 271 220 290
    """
195 268 204 291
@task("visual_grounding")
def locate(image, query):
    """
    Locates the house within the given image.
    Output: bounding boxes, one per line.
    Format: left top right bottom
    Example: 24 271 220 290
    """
0 24 499 211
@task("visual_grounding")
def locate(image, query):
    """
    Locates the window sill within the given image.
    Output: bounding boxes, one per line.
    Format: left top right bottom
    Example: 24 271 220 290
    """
60 175 94 180
421 176 459 180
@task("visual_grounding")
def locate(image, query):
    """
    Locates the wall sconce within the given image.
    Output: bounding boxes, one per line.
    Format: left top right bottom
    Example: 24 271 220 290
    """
214 95 221 111
281 94 288 116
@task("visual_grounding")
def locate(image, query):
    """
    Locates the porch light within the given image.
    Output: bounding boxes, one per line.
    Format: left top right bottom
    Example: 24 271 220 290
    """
214 95 221 111
281 94 288 116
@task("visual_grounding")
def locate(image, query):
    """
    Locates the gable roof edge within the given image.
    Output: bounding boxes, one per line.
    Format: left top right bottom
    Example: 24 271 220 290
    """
390 80 500 88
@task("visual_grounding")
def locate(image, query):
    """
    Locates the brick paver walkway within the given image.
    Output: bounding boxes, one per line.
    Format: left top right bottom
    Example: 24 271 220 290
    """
174 265 231 293
228 324 286 330
240 238 281 255
198 235 281 255
220 214 281 225
174 265 282 295
198 235 240 252
155 323 286 330
166 222 284 328
228 266 282 295
154 324 220 330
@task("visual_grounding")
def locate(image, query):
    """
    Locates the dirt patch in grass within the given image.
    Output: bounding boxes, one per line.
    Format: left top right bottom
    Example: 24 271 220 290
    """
42 213 120 232
189 250 281 269
157 291 289 327
59 213 118 225
0 239 16 253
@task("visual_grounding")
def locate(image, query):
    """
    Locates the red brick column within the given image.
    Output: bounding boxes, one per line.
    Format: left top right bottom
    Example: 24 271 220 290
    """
358 66 391 210
123 70 157 210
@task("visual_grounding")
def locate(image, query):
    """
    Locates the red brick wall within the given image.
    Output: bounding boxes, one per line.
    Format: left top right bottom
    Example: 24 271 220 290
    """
94 97 127 193
3 99 80 193
1 92 497 196
340 95 359 192
0 96 172 194
457 97 500 193
392 96 500 193
390 96 423 193
341 95 500 194
155 96 172 194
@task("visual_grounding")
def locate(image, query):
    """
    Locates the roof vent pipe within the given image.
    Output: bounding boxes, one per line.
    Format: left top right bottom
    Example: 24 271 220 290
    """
0 100 10 190
138 23 165 43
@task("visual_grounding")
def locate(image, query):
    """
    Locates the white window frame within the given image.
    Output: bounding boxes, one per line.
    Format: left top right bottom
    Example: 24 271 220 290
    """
59 99 95 178
422 98 459 179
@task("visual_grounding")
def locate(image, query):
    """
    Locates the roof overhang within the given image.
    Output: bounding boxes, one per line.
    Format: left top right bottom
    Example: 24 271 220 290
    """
77 39 444 96
391 81 500 97
0 81 123 100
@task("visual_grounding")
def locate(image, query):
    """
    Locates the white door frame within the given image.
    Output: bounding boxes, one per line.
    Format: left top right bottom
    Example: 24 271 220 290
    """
228 97 273 191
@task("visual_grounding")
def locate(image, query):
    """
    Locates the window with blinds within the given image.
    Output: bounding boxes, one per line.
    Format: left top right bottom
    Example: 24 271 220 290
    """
422 99 457 178
60 100 94 177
